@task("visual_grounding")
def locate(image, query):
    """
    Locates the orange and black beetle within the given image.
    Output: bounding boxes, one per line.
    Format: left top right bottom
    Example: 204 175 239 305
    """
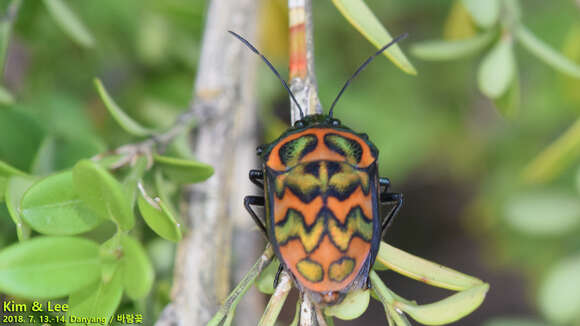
231 31 405 305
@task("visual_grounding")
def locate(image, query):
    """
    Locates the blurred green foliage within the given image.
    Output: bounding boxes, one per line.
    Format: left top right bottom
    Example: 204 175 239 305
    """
1 0 580 325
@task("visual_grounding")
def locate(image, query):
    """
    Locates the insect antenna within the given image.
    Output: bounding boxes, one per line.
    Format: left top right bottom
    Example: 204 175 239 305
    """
228 31 305 120
328 33 409 118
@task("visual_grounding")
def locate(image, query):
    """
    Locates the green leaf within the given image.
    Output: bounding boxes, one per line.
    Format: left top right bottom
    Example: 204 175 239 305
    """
154 155 214 184
0 160 27 177
442 0 476 40
411 30 496 61
121 235 154 300
493 68 519 118
137 188 182 242
522 117 580 184
504 191 580 236
30 136 57 175
0 236 101 298
478 37 516 99
376 242 484 291
94 78 153 137
0 176 6 202
482 318 551 326
330 0 416 75
67 266 123 326
400 284 489 325
516 25 580 79
0 85 14 105
388 305 412 326
0 109 45 171
123 156 149 208
73 160 135 231
21 171 103 235
42 0 95 48
538 255 580 325
5 176 35 240
461 0 500 29
255 259 280 295
324 289 370 320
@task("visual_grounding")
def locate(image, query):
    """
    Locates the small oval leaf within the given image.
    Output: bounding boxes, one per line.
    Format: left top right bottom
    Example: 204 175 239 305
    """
255 259 280 295
42 0 95 48
478 37 516 99
376 242 484 291
67 267 123 326
121 235 154 300
5 176 35 241
154 155 214 184
400 284 489 325
461 0 500 29
325 289 370 320
516 25 580 79
22 171 103 235
137 189 182 242
411 30 496 61
504 191 580 236
73 160 135 231
0 236 101 298
94 78 153 137
330 0 416 75
0 160 27 177
522 118 580 184
538 255 580 325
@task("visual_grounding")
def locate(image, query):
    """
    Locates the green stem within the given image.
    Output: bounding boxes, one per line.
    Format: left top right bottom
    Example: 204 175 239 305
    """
257 271 292 326
206 246 274 326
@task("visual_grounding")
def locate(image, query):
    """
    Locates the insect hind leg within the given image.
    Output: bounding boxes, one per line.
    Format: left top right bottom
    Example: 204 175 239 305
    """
244 195 267 236
380 192 403 236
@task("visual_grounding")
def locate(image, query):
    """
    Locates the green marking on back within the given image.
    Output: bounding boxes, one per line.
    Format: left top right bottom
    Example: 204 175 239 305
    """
324 133 363 165
275 209 325 253
279 134 317 167
328 206 373 252
329 257 356 282
276 161 370 200
297 258 323 282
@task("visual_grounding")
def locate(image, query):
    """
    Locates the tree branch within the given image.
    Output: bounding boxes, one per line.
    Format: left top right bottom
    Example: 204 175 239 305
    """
288 0 322 121
155 0 259 325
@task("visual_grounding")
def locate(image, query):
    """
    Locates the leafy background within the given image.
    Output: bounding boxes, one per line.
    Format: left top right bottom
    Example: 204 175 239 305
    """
1 0 580 325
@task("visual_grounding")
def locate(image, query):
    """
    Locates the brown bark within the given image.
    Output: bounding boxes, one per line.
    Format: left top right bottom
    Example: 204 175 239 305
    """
156 0 259 325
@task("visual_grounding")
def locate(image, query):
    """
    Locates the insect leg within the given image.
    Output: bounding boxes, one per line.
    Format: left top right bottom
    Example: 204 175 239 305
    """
272 263 284 289
244 196 267 236
379 177 391 193
249 169 264 188
380 192 403 235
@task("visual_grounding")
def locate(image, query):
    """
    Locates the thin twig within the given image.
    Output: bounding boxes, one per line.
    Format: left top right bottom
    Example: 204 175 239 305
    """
206 246 274 326
257 272 292 326
288 0 322 324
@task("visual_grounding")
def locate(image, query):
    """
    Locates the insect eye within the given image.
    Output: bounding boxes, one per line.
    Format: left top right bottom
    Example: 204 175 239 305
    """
330 119 340 127
256 145 264 156
294 120 305 128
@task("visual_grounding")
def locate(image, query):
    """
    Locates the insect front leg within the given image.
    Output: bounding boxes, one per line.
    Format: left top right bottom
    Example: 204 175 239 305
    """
273 263 284 289
249 169 264 189
379 177 391 193
379 192 403 236
243 195 268 236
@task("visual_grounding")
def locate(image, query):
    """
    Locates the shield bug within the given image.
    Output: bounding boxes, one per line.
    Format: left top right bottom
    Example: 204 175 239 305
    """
230 31 405 305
